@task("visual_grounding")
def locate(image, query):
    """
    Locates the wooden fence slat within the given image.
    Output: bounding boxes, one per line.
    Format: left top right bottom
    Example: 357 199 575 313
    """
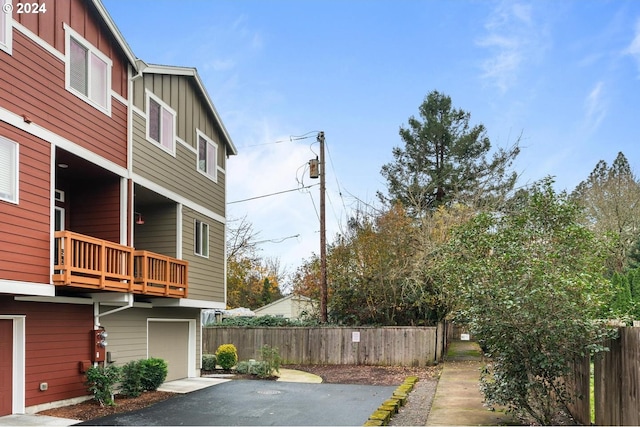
202 326 442 367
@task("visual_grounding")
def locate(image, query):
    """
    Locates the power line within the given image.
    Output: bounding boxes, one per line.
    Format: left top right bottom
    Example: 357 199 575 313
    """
227 184 319 204
254 234 300 244
240 131 322 148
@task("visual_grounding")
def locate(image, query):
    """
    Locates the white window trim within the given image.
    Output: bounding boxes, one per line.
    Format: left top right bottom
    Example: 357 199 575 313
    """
145 90 176 157
194 219 209 258
63 23 112 116
196 129 218 183
0 136 19 205
0 0 13 55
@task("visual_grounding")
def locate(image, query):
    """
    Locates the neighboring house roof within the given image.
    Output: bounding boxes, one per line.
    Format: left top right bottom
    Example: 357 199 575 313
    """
91 0 138 70
254 294 315 316
138 62 238 156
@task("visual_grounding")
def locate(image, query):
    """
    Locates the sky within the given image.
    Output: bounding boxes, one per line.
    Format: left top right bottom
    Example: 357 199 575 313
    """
103 0 640 282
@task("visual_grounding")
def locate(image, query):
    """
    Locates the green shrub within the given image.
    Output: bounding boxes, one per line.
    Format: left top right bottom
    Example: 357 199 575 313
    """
202 354 217 371
216 314 321 327
120 360 143 397
235 360 252 374
215 344 238 370
140 358 168 391
259 345 282 378
85 364 121 407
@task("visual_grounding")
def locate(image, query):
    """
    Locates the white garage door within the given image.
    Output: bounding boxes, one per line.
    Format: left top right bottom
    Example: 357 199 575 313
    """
148 321 189 381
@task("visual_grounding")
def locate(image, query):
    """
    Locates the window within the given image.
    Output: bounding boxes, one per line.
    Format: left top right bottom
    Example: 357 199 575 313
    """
197 131 218 181
194 220 209 257
0 136 18 204
146 92 176 154
64 25 112 115
0 1 12 54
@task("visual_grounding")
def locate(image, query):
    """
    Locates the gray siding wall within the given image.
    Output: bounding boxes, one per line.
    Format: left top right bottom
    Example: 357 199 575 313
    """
131 112 226 217
182 207 225 303
134 204 177 256
98 307 202 370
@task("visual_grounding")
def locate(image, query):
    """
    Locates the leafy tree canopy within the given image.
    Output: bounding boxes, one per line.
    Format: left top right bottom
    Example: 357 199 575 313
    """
441 178 614 424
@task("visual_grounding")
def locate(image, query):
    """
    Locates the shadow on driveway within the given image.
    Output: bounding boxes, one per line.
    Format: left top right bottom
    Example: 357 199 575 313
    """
78 380 397 426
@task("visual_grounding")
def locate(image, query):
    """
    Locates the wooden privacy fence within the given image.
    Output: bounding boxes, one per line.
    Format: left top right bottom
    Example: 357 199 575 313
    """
203 324 447 366
566 327 640 426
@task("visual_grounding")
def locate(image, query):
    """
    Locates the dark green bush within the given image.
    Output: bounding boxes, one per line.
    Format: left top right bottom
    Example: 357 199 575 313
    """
85 364 121 407
202 354 217 371
217 315 321 327
215 344 238 370
120 360 143 397
140 358 168 391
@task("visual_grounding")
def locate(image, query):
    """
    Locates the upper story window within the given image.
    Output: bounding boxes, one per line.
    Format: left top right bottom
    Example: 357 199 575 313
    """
0 136 19 204
0 1 13 54
194 219 209 257
146 91 176 155
197 131 218 182
64 24 112 116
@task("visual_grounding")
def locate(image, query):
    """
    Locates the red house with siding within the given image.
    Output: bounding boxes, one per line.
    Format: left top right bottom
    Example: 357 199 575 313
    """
0 0 188 415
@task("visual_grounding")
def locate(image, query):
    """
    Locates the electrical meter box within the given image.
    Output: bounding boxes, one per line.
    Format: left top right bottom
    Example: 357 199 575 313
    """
92 329 108 362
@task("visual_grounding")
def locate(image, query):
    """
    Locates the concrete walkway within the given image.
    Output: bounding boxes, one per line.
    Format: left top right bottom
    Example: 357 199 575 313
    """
426 340 516 426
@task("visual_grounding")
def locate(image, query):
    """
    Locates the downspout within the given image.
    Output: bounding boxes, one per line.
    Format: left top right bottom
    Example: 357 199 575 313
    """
93 293 134 328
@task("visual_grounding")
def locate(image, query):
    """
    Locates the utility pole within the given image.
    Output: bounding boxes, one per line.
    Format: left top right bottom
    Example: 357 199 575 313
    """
318 131 328 323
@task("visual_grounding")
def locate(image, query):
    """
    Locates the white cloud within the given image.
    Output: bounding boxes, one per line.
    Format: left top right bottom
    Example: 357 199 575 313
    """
624 17 640 76
584 81 607 134
477 1 548 93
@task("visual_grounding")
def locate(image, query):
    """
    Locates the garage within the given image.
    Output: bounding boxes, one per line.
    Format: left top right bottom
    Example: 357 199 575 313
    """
148 320 192 381
0 319 12 416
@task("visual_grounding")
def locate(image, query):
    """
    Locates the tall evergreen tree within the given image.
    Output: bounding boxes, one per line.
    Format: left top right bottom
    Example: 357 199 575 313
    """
379 90 519 214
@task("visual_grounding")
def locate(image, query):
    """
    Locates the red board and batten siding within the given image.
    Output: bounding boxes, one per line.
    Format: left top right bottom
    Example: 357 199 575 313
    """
70 178 122 244
0 297 93 407
13 0 129 98
0 122 51 285
0 30 128 168
0 0 129 165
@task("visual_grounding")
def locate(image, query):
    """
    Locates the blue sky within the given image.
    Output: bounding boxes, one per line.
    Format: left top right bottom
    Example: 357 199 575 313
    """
104 0 640 278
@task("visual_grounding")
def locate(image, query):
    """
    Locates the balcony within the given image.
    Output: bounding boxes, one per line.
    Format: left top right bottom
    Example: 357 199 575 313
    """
53 230 188 298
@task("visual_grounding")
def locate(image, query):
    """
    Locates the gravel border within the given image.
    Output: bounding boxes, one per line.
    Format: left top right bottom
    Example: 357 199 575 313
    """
388 378 438 426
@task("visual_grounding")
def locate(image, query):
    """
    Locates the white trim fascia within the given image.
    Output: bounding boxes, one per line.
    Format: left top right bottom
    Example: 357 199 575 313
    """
0 280 54 296
0 315 26 414
132 105 145 119
12 21 64 61
147 318 197 377
176 136 196 154
0 106 128 179
149 298 225 309
13 296 93 305
90 0 138 69
131 172 225 225
49 143 56 277
112 91 127 106
120 177 127 245
142 64 237 156
176 203 183 259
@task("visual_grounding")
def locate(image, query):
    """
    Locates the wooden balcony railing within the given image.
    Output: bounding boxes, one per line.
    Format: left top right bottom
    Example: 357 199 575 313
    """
53 230 188 298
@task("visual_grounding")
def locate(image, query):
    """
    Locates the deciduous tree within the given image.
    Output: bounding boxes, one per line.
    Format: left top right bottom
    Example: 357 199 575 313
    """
442 178 614 424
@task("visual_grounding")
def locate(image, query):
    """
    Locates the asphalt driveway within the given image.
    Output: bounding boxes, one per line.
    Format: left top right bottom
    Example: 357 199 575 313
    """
77 380 397 426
